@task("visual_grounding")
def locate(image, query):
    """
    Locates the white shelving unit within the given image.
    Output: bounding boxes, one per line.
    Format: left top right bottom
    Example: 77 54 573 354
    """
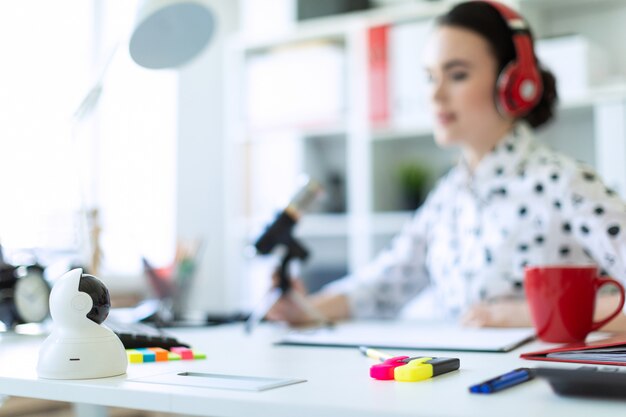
224 0 626 310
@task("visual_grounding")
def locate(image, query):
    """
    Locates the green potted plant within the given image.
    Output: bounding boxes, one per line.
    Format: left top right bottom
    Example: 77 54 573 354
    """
397 162 431 210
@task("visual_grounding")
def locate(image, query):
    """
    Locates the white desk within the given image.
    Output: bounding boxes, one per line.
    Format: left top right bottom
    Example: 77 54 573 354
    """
0 323 624 417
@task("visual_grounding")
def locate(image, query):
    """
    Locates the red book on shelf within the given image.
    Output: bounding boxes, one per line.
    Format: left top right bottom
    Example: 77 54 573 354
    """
368 24 390 127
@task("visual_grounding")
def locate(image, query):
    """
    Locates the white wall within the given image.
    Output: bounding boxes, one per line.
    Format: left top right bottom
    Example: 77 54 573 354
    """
177 0 239 314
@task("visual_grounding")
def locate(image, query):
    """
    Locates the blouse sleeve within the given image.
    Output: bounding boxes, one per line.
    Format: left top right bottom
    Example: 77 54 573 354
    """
318 191 436 319
562 165 626 285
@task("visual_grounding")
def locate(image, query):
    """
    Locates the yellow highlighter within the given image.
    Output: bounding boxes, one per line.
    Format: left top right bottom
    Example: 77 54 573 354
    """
394 357 460 382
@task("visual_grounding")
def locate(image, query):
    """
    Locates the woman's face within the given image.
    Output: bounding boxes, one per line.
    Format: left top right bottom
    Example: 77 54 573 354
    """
424 25 511 149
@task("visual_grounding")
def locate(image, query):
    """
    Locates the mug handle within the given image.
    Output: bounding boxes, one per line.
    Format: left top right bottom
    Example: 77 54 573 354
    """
590 276 626 331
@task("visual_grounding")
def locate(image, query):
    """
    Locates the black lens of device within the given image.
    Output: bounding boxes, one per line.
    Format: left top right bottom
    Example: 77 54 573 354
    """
78 275 111 324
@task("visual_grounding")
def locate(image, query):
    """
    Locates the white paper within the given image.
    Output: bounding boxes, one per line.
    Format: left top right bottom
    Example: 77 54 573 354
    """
547 345 626 363
130 371 306 392
279 321 535 352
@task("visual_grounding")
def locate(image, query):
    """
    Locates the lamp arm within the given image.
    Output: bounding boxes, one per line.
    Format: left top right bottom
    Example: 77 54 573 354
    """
72 42 120 123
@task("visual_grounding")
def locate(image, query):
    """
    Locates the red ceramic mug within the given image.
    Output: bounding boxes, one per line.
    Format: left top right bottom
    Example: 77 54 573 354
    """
524 265 625 343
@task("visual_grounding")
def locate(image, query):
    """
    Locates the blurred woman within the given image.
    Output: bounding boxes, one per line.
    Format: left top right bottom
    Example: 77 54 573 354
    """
267 1 626 331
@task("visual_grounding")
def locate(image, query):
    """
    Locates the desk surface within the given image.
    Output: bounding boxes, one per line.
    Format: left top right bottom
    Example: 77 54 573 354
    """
0 323 624 417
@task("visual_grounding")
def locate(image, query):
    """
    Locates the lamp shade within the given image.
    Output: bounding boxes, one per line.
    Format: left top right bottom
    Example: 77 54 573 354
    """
129 0 215 69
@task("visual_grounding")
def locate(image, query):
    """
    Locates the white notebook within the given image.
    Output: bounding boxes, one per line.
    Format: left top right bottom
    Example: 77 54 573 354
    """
278 321 535 353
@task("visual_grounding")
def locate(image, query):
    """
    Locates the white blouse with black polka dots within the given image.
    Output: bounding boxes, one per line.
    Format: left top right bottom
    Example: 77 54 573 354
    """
323 123 626 320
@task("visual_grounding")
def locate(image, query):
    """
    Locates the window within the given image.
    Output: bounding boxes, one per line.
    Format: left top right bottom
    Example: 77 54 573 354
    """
0 1 92 253
0 1 177 286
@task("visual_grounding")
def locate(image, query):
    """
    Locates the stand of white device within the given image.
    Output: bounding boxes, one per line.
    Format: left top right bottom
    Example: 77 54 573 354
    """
37 268 128 379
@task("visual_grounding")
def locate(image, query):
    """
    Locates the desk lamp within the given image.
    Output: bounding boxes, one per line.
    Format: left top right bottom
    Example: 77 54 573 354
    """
129 0 215 69
75 0 215 121
72 0 214 275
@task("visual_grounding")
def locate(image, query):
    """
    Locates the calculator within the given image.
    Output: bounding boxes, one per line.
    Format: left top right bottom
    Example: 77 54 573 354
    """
535 366 626 398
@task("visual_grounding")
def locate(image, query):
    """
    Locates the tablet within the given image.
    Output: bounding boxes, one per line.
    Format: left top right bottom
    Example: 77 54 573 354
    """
536 366 626 399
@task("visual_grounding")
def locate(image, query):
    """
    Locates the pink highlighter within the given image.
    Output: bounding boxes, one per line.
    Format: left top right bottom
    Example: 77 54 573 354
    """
360 346 460 382
361 346 411 380
370 356 411 380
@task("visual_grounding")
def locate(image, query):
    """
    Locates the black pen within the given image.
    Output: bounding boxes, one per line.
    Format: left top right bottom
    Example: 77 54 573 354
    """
469 368 535 394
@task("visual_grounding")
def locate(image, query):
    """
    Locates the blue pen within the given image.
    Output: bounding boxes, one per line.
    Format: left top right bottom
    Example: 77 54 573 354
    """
469 368 535 394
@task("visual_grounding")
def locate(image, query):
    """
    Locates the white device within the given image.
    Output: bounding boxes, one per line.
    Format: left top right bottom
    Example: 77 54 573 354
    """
37 268 127 379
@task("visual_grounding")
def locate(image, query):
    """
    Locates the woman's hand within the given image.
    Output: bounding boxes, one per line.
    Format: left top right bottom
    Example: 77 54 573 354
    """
462 295 626 330
594 294 626 332
265 273 352 326
461 299 532 328
265 277 318 326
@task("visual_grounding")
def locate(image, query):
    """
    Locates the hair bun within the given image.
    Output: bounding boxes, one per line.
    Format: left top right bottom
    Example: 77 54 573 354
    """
523 67 558 128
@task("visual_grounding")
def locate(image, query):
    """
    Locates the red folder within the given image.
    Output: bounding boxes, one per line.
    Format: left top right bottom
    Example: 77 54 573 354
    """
368 24 390 127
520 334 626 366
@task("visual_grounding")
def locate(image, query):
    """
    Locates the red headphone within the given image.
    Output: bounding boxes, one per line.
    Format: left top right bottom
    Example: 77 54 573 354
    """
480 1 543 118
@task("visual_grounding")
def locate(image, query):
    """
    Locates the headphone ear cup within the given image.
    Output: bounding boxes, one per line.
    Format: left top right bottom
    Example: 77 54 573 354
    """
497 61 542 118
496 62 516 117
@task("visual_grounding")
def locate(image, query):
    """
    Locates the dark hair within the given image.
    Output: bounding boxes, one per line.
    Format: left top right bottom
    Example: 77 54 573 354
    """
436 1 558 129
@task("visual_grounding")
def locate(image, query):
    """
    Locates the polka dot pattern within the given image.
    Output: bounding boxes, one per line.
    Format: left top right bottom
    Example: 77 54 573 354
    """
327 124 626 320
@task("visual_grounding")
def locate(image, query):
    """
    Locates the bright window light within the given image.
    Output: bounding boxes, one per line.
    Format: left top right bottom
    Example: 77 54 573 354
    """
0 1 92 253
0 1 177 284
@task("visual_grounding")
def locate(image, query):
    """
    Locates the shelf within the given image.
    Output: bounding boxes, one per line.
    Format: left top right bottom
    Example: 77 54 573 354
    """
520 0 625 12
240 18 350 53
297 212 414 237
559 84 626 111
239 83 624 144
239 0 625 53
368 98 600 142
367 83 626 142
235 122 348 145
296 213 349 238
300 124 348 139
239 1 457 52
239 212 413 240
371 125 433 141
372 211 414 235
360 1 454 26
588 83 626 102
236 214 351 240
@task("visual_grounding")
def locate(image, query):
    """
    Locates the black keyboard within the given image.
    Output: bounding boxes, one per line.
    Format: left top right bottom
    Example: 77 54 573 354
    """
536 366 626 399
105 320 190 350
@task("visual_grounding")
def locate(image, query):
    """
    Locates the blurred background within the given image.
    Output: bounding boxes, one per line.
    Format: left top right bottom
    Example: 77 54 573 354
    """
1 0 626 328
